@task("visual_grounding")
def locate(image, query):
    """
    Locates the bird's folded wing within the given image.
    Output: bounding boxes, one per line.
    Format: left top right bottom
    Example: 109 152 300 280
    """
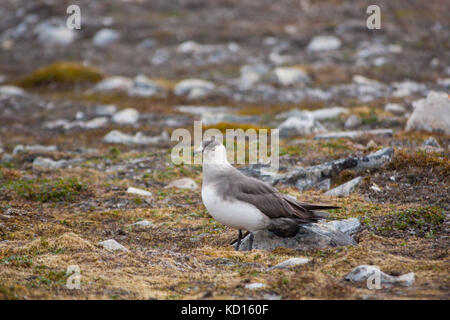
233 176 314 220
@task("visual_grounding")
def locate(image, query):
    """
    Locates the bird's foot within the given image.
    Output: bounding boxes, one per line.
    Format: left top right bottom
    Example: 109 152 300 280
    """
248 233 254 251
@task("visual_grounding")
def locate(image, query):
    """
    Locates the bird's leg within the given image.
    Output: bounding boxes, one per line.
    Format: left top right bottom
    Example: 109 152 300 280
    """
234 229 243 251
248 232 254 251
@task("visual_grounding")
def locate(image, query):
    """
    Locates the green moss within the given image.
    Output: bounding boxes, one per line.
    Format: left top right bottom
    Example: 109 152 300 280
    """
1 177 87 202
17 62 103 88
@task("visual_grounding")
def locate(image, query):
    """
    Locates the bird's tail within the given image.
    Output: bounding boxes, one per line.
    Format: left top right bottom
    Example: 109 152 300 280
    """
284 197 341 221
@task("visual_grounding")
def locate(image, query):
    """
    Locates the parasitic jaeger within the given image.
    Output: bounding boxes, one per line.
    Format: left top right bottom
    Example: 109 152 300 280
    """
196 138 339 251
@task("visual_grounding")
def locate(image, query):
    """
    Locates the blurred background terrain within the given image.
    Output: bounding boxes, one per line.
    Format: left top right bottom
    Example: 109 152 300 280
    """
0 0 448 299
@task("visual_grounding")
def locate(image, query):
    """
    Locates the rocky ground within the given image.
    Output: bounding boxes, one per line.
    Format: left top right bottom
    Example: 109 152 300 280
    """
0 0 449 299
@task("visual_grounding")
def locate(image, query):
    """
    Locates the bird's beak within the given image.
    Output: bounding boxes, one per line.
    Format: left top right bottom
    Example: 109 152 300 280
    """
193 146 203 155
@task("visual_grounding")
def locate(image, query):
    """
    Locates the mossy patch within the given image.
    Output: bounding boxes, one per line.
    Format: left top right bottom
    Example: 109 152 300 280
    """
17 62 103 88
1 177 88 202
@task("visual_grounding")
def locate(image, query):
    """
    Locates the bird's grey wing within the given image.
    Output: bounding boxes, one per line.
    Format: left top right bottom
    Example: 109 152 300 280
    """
229 174 315 221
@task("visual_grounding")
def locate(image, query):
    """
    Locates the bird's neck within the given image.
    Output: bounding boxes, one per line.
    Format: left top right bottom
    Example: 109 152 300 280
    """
202 162 234 184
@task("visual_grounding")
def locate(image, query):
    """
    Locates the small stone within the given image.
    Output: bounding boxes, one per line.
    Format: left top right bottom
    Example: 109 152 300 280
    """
422 137 441 148
126 187 152 197
127 75 165 98
165 178 198 191
34 19 75 46
95 104 117 116
244 283 267 290
307 35 341 52
345 115 362 129
13 144 57 155
0 85 27 97
325 177 362 197
385 103 406 115
269 257 310 270
112 108 140 124
98 239 128 251
366 140 378 149
309 107 349 120
93 28 120 47
91 76 133 93
131 220 153 227
174 79 215 97
370 183 381 192
314 129 393 140
273 67 310 86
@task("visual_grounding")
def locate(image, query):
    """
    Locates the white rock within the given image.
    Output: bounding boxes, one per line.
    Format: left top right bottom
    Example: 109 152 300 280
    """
325 177 362 197
0 85 26 97
385 103 406 115
309 107 349 120
314 129 393 140
91 76 133 93
307 35 341 51
176 105 232 115
112 108 140 124
406 91 450 134
131 220 153 227
174 79 215 97
345 265 415 287
34 19 75 46
269 52 292 65
278 113 326 138
98 239 128 251
165 178 198 191
270 257 310 270
245 283 267 290
127 187 152 197
32 157 64 170
93 28 120 47
422 137 441 148
103 130 168 145
392 80 426 98
273 67 310 86
13 144 57 155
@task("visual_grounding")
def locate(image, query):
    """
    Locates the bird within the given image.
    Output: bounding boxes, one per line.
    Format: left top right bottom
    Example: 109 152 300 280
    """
196 138 339 251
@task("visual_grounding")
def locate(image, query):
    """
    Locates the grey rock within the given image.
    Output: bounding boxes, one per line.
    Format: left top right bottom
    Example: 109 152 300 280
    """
95 104 117 116
327 218 361 235
32 157 83 170
314 129 393 140
278 114 326 138
307 35 341 51
103 130 168 145
325 177 362 197
392 80 426 98
238 218 357 251
239 65 269 90
176 105 232 115
406 91 450 134
13 144 57 155
98 239 128 251
309 107 348 120
345 265 415 287
269 257 310 270
93 28 120 47
127 75 166 98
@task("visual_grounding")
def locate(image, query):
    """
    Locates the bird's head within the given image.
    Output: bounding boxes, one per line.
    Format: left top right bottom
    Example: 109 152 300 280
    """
194 137 228 165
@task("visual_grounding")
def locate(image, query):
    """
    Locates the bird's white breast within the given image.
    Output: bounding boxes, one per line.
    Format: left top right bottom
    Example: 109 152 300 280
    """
201 184 269 232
